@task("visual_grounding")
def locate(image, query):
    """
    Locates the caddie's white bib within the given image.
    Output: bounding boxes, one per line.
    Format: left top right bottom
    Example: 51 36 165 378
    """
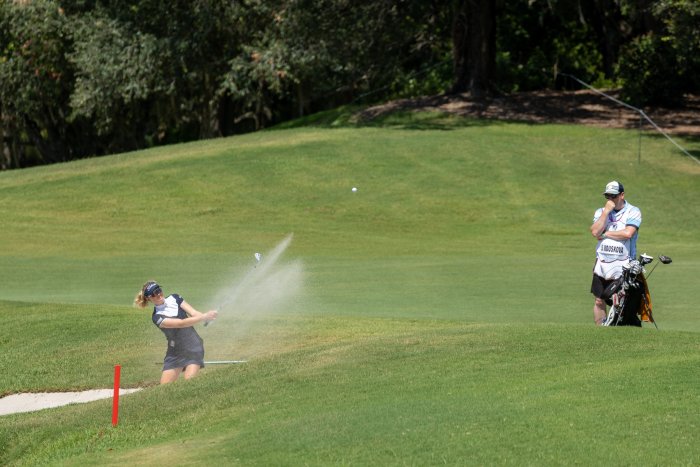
596 238 630 262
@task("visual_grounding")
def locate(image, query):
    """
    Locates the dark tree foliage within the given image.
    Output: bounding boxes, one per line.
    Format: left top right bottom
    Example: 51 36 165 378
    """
0 1 75 168
618 0 700 105
0 0 697 170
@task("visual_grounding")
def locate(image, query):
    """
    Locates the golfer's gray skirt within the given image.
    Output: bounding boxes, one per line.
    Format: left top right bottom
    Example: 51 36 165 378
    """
163 351 205 371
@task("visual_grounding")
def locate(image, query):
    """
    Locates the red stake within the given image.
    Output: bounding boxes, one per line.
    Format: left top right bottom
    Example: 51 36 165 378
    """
112 364 121 427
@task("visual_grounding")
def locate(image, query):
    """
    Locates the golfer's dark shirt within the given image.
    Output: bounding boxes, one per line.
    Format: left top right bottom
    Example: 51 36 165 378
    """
152 294 204 354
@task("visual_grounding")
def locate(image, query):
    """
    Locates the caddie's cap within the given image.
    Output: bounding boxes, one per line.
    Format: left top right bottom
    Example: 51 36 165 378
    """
603 181 624 195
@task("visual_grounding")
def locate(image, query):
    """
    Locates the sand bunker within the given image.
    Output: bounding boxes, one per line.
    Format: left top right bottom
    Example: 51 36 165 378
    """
0 389 142 416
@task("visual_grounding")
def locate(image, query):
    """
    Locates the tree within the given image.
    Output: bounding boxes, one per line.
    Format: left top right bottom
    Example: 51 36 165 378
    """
618 0 700 105
219 0 451 125
85 0 247 140
69 12 171 151
450 0 497 96
2 0 698 170
0 0 74 167
581 0 625 78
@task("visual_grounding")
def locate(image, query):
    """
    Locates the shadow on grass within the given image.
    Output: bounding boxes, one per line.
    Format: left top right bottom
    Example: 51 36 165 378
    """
271 91 700 138
641 131 700 164
271 104 507 132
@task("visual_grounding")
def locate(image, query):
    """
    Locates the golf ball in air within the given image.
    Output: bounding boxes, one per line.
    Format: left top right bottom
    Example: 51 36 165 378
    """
352 187 358 192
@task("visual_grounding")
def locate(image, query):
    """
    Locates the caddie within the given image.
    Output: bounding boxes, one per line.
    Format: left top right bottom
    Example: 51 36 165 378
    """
589 181 642 325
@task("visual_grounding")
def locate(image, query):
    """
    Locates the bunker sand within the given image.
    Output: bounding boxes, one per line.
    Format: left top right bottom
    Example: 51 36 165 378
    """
0 388 141 416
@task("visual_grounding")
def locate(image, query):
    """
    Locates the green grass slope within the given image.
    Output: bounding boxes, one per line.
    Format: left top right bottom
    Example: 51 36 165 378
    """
2 317 699 465
0 113 698 465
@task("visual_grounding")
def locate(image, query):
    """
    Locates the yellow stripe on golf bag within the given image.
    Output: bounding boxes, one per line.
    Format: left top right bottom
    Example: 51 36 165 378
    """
638 273 654 323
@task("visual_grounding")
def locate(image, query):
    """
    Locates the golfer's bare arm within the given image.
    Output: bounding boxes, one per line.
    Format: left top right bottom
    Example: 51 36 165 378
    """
180 301 204 318
159 301 217 328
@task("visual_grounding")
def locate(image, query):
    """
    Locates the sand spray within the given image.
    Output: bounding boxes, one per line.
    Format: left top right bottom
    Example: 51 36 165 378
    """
201 234 305 360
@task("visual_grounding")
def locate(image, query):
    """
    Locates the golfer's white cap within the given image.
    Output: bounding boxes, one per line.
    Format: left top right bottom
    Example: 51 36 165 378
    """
603 181 624 195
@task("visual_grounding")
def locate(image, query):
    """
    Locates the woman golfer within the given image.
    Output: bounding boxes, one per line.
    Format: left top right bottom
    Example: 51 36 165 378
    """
135 281 217 384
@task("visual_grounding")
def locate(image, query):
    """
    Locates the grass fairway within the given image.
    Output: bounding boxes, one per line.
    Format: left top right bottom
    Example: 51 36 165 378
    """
0 113 699 465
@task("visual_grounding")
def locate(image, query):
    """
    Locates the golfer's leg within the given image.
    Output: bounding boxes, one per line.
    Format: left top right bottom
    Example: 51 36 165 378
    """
161 368 182 384
183 364 201 380
593 298 607 325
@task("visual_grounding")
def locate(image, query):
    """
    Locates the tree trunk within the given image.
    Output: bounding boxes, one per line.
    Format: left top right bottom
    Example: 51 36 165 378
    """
200 72 222 139
584 0 623 79
451 0 497 96
0 114 16 170
23 116 67 166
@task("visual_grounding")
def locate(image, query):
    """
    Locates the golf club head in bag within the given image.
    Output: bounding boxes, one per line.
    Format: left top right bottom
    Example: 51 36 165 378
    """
645 254 673 279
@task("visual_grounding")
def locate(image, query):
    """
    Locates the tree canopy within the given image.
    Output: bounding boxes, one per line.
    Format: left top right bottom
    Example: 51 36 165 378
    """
1 0 697 169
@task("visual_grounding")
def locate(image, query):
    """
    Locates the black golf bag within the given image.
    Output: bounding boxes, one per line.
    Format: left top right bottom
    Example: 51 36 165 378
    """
601 254 656 327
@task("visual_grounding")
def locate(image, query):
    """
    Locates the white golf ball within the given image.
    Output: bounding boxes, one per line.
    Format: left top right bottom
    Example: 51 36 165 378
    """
351 187 358 192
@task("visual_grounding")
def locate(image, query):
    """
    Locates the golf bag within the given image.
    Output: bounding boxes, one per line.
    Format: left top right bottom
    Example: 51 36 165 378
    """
601 254 656 327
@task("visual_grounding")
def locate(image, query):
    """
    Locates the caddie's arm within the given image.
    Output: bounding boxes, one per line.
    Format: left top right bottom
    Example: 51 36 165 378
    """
601 225 637 241
590 200 615 238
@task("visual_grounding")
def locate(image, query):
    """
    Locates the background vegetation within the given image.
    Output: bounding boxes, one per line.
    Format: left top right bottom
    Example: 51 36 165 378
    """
1 0 699 169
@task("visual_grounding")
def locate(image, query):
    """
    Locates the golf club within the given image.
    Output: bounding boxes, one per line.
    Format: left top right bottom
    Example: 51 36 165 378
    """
645 254 672 279
154 360 247 365
203 360 247 364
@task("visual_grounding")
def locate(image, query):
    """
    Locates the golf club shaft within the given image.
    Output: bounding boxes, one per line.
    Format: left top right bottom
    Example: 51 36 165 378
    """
645 262 659 279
